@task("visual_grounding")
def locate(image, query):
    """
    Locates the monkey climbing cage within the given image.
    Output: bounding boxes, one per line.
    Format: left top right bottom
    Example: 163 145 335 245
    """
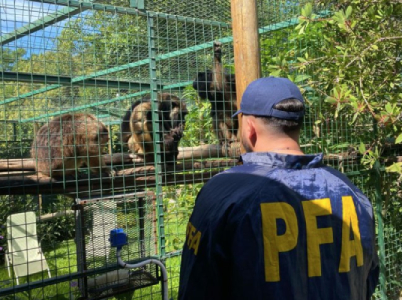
0 0 400 299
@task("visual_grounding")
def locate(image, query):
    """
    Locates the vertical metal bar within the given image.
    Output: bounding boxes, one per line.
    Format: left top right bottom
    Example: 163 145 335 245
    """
373 119 387 299
138 196 146 258
107 124 113 155
74 201 88 299
374 160 387 299
147 14 166 259
13 122 17 142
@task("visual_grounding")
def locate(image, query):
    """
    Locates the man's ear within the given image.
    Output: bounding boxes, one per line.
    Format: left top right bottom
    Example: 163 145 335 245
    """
246 117 257 143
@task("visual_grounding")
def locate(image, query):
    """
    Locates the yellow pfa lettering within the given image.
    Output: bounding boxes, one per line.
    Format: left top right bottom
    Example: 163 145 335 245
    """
261 196 364 281
339 196 363 272
302 198 334 277
261 202 298 282
186 222 201 255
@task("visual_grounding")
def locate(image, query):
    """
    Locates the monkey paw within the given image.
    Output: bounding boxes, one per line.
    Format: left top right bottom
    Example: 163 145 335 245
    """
108 169 117 178
130 154 145 163
101 167 116 178
213 41 222 54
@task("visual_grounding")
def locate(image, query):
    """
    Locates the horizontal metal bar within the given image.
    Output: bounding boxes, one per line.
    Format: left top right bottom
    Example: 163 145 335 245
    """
20 90 150 123
162 80 193 90
90 107 124 119
0 6 84 46
19 80 193 122
1 71 152 89
0 84 62 105
161 250 182 259
29 0 230 28
103 120 123 125
0 257 160 297
258 10 331 35
95 114 111 118
3 11 330 108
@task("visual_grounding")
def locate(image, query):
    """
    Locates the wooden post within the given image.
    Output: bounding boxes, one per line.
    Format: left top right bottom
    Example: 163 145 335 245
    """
230 0 261 153
108 124 113 155
33 122 43 214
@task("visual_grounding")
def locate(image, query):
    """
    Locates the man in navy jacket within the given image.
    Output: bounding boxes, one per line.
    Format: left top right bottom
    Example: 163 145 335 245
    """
179 77 379 300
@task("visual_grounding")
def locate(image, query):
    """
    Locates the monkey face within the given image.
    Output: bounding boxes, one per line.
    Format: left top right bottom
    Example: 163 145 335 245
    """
159 99 188 133
126 94 187 164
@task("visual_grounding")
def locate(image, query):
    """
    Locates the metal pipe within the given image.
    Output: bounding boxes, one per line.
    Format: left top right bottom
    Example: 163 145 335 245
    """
116 249 169 300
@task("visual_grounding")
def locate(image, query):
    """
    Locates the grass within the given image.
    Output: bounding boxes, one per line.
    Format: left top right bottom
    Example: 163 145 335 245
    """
0 184 194 300
0 239 80 299
0 220 187 300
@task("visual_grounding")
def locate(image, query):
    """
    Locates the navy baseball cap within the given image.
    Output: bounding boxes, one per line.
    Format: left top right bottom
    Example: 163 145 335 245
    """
232 77 305 120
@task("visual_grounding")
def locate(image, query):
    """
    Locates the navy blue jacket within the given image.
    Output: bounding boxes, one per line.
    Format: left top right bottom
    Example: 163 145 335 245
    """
179 152 379 300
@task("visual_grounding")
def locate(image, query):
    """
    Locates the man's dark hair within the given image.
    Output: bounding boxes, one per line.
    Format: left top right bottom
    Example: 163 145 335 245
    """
254 98 304 133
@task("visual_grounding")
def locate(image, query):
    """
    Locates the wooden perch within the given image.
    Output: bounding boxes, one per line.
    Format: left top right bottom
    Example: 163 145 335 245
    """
0 142 400 197
0 144 238 172
37 210 75 222
0 170 223 197
0 153 134 171
0 157 238 196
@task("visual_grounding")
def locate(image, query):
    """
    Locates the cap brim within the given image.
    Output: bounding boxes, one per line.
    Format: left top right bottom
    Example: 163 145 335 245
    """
232 110 242 118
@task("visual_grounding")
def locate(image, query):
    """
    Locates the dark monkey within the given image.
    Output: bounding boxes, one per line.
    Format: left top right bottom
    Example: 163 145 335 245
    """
120 93 187 164
31 113 113 178
193 41 238 147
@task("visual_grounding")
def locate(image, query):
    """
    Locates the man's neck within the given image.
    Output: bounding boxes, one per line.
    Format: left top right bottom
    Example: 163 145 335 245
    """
254 137 304 155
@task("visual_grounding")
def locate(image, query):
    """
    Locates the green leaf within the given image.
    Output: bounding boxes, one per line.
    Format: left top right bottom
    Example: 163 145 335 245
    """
386 162 402 174
345 6 353 18
324 96 337 104
298 24 306 35
359 142 366 155
352 112 359 124
294 74 311 83
301 3 313 18
385 102 393 114
396 133 402 144
270 70 282 77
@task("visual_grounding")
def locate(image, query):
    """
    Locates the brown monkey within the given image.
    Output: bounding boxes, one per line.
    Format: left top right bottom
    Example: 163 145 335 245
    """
31 113 112 178
192 41 238 147
121 93 187 164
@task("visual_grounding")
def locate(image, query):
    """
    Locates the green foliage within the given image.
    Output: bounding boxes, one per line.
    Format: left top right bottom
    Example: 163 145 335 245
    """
0 48 27 72
163 183 203 252
180 86 218 147
262 0 402 164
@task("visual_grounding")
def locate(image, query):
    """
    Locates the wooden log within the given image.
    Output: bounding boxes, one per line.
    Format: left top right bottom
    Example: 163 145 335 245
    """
0 171 221 196
230 0 261 154
117 159 238 176
0 158 237 196
0 171 36 177
37 210 75 221
177 144 222 159
0 154 133 171
0 144 236 171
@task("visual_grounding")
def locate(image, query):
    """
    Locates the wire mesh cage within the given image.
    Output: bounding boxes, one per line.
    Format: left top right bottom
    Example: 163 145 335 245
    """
74 192 160 299
0 0 401 299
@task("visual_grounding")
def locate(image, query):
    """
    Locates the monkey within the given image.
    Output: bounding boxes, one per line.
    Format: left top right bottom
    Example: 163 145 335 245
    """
120 93 187 164
31 113 113 179
192 41 238 148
